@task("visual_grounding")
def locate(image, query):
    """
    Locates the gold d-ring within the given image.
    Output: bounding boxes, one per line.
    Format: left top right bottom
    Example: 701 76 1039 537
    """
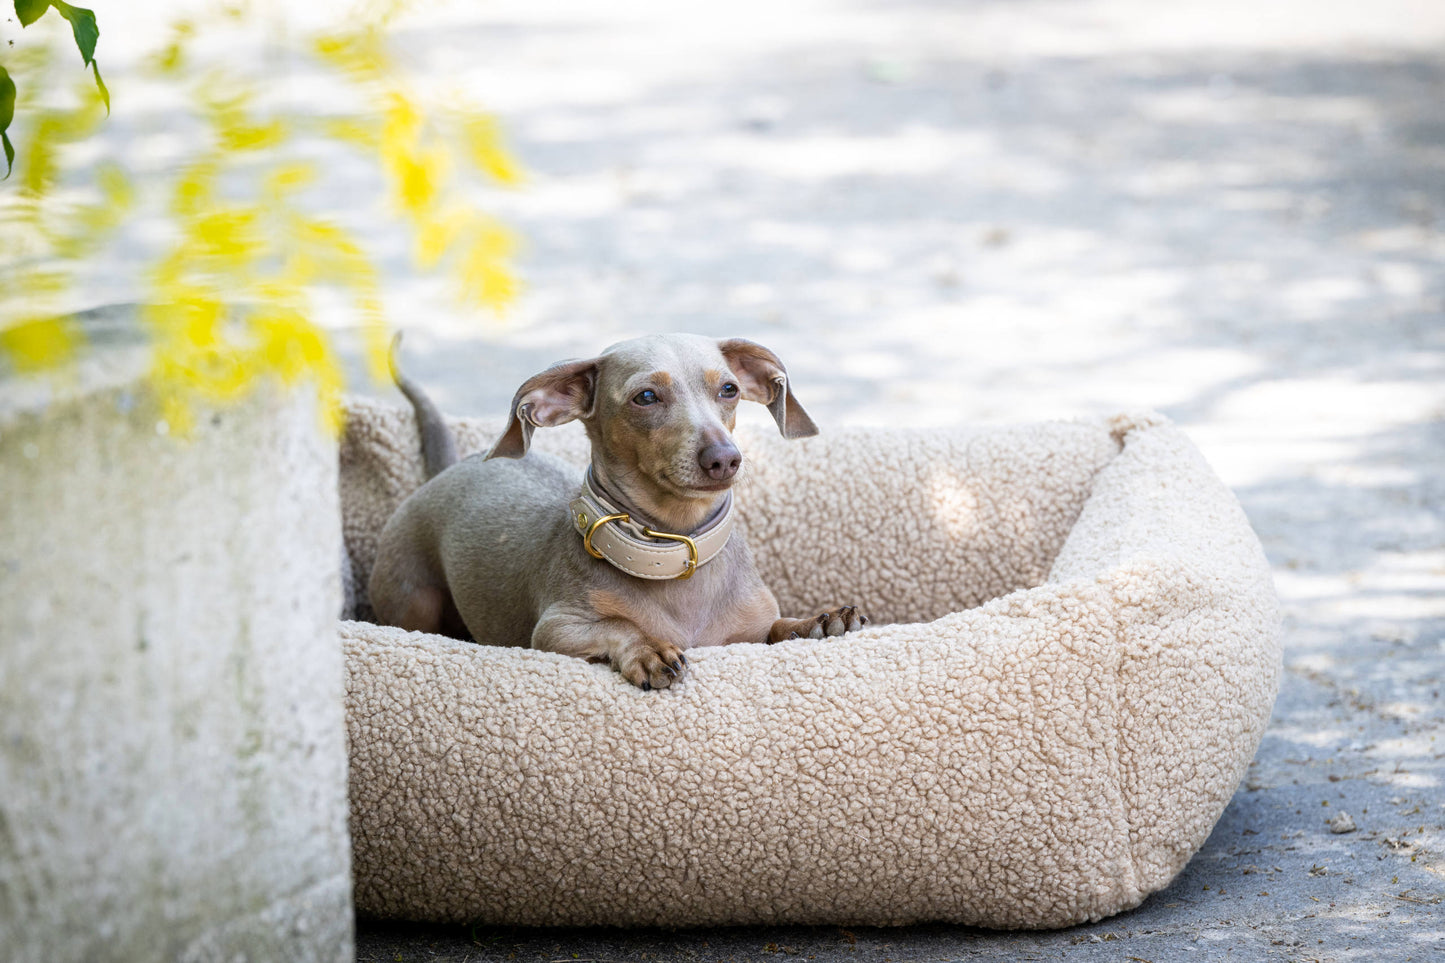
583 512 630 559
642 528 699 580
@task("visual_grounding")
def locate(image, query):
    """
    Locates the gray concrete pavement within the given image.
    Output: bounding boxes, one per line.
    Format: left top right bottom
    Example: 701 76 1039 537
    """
320 2 1445 959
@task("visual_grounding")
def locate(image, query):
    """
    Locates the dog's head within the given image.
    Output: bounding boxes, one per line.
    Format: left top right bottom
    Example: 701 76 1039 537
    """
486 334 816 527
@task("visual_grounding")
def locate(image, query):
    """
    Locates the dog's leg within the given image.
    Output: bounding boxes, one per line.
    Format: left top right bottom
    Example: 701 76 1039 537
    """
768 606 868 642
374 581 470 638
370 539 470 639
394 585 448 634
534 605 687 690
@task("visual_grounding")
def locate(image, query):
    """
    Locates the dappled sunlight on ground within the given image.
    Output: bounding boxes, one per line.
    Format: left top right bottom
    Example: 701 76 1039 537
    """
334 6 1444 960
339 11 1444 960
25 0 1440 959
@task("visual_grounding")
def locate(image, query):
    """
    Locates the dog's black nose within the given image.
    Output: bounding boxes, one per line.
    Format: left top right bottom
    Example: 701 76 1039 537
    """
698 441 741 481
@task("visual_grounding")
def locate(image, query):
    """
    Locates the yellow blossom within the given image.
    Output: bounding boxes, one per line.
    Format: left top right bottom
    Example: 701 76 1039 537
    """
263 162 316 201
6 3 524 438
0 316 80 372
460 112 523 186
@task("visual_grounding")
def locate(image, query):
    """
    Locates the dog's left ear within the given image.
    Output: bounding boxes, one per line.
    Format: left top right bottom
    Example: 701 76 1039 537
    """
717 339 819 440
487 357 600 459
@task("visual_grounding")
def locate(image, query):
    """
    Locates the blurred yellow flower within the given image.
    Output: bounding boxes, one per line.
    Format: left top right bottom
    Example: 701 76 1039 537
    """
314 29 391 83
263 162 316 201
2 2 525 439
0 316 80 372
460 112 523 186
414 209 471 269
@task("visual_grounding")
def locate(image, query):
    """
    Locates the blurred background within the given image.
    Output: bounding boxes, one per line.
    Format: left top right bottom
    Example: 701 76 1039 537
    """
4 0 1443 956
9 0 1440 611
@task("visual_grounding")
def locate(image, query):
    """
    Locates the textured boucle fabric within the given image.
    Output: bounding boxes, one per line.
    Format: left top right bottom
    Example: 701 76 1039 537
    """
338 401 1281 929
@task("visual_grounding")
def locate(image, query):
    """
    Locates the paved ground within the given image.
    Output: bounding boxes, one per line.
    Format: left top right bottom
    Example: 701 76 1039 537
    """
328 1 1445 960
72 0 1441 958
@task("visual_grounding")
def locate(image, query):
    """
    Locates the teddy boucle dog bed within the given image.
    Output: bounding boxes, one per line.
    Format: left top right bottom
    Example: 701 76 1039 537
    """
337 401 1281 930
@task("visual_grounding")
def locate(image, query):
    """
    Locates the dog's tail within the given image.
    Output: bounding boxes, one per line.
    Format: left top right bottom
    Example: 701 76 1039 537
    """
389 332 459 480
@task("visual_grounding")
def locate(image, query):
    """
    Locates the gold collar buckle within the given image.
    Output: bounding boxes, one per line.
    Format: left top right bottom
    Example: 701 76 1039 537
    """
639 528 699 580
582 512 630 560
580 511 700 580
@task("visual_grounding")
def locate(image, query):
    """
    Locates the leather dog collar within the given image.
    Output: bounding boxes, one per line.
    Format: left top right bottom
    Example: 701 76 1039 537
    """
569 471 735 580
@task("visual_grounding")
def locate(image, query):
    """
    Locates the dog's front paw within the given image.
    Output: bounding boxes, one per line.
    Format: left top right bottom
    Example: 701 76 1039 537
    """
768 606 868 643
614 637 688 691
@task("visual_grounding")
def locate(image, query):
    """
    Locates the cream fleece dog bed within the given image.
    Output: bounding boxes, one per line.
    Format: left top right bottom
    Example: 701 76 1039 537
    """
338 401 1280 930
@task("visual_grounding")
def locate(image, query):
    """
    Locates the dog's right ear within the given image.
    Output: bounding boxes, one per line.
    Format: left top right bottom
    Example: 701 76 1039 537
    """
486 358 600 459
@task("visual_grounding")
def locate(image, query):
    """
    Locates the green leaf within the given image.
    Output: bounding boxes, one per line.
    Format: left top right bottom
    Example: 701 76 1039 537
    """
0 65 13 130
50 1 99 67
0 65 14 179
15 0 51 28
90 59 107 113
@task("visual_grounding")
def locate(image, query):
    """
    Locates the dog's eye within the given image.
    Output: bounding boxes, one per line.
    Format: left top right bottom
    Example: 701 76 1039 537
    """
719 382 739 399
633 389 660 406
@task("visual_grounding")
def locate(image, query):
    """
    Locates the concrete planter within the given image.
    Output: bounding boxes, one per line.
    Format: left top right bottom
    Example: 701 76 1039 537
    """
0 312 353 963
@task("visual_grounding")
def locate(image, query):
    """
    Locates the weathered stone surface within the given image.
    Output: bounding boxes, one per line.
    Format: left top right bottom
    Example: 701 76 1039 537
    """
0 328 352 963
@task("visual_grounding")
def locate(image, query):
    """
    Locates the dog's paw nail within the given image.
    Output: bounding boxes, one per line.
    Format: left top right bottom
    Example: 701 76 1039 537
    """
860 614 870 624
641 681 652 691
671 659 683 673
679 652 688 665
786 631 799 640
